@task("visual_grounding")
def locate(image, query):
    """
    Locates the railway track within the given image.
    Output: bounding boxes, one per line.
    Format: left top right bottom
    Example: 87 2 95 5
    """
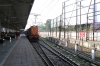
31 42 54 66
39 39 79 66
31 39 79 66
43 37 100 66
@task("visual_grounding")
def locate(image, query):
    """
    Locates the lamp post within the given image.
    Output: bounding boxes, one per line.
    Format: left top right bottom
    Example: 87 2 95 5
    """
34 14 39 24
30 13 41 24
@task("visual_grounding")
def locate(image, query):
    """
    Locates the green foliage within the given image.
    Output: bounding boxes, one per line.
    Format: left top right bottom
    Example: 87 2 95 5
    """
44 20 92 32
67 25 75 31
45 19 51 31
74 24 91 31
38 19 51 32
38 25 46 32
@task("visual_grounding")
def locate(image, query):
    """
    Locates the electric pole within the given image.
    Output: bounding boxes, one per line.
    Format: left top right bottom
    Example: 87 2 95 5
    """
30 13 40 24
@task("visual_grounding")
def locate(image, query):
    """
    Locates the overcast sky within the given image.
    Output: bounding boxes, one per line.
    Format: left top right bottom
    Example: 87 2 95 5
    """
25 0 66 29
25 0 100 30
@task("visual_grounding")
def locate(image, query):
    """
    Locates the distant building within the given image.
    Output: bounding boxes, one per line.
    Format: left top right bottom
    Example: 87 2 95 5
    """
94 22 100 30
89 22 100 31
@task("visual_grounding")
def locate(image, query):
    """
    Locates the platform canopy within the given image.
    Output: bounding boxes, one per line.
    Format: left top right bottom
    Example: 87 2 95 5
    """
0 0 34 30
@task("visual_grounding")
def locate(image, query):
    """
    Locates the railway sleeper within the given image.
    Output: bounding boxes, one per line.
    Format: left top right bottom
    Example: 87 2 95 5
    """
39 43 79 66
45 37 100 66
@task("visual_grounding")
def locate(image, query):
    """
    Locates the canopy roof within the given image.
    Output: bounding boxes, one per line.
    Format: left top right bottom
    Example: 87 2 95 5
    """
0 0 34 30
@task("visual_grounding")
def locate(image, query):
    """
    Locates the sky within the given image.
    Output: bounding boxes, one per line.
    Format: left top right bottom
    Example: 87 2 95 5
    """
25 0 100 30
25 0 67 30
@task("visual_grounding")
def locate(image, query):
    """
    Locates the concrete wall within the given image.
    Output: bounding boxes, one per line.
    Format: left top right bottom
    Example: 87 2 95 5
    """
66 38 100 51
40 31 100 41
39 32 100 51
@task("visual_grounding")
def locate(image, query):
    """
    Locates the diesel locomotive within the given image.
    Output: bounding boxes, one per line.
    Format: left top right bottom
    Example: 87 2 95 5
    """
26 25 39 41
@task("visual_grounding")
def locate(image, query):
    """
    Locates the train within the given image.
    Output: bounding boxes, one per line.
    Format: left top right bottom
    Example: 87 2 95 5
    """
26 25 39 41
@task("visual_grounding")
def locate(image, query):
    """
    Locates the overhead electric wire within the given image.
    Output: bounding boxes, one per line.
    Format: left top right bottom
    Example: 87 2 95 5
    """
40 0 54 14
37 0 49 12
29 0 57 23
31 0 60 23
64 1 76 25
43 0 60 19
87 0 93 22
43 0 70 19
47 0 60 14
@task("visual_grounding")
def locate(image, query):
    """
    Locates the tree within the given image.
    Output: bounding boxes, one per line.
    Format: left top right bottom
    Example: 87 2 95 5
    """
45 19 51 31
38 25 45 32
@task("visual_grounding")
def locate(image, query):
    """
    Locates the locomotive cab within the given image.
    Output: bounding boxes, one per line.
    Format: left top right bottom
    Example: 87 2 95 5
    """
27 25 39 41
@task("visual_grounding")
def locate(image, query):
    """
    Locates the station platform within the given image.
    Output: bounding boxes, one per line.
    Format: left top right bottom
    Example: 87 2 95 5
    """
0 38 17 64
0 34 45 66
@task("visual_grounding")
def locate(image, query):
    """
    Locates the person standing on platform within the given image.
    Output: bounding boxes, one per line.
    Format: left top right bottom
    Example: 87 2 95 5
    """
16 32 20 39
